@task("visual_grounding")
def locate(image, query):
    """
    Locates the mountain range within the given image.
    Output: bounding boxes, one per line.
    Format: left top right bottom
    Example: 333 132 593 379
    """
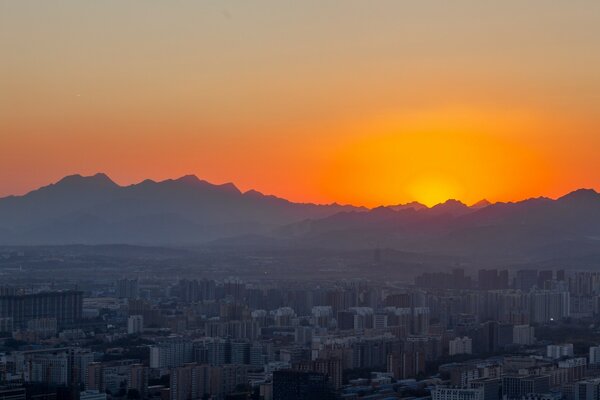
1 174 600 263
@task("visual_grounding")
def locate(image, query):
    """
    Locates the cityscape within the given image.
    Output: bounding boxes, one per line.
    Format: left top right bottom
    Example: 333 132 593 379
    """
3 1 600 400
2 245 600 400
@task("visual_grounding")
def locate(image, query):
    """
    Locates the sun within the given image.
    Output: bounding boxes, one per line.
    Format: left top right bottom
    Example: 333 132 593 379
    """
408 177 461 207
319 107 550 207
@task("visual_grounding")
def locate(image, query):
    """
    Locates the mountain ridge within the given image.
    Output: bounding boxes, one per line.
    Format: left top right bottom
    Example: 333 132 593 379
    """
1 173 599 262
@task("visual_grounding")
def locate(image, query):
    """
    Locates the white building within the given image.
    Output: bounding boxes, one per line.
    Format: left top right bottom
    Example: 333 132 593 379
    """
373 314 388 330
547 343 574 359
127 315 143 335
449 337 472 356
590 346 600 365
513 325 535 345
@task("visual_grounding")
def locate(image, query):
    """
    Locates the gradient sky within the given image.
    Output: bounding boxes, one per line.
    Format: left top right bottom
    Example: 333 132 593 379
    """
1 1 600 207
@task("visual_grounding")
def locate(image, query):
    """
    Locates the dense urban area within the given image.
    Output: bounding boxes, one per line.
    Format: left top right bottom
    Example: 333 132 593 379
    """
1 247 600 400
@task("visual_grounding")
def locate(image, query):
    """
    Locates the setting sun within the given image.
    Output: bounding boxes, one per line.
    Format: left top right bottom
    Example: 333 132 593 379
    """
319 108 554 207
407 177 461 207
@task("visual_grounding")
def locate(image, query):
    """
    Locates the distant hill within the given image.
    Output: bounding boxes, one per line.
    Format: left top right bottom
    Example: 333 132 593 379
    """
0 173 363 245
274 188 600 262
1 174 600 265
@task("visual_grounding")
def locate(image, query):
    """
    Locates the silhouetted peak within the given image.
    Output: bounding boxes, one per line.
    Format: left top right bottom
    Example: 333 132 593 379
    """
216 182 241 194
470 199 492 209
558 188 600 202
167 175 241 194
55 173 117 188
243 189 266 198
432 199 468 208
386 201 427 212
174 175 203 185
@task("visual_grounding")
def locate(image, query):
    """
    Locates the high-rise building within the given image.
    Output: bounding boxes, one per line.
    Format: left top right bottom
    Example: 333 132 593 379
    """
449 337 473 356
574 378 600 400
295 358 343 390
412 307 430 335
513 325 535 346
211 364 248 399
127 315 143 335
149 337 194 369
537 271 553 289
590 346 600 365
127 364 148 399
170 364 212 400
0 291 83 329
547 344 574 359
116 279 139 299
529 290 570 323
374 314 388 330
387 351 426 379
230 341 250 365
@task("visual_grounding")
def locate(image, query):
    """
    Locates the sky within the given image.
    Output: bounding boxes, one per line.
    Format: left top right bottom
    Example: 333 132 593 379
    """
1 1 600 207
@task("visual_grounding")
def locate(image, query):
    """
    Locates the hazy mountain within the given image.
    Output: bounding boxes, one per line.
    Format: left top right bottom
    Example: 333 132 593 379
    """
470 199 492 209
275 188 600 262
2 175 599 264
0 173 363 245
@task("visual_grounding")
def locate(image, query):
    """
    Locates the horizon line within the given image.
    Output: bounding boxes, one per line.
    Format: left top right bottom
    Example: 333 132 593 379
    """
1 172 598 210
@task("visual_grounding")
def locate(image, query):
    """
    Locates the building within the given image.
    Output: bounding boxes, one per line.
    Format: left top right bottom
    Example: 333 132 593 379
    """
127 315 143 335
574 378 600 400
547 344 574 359
412 307 430 335
449 337 473 356
295 358 343 390
387 351 426 380
529 290 570 323
212 364 247 398
590 346 600 365
170 364 211 400
431 387 484 400
502 375 550 399
127 364 148 399
272 370 333 400
513 325 535 346
15 348 86 386
469 378 501 400
558 357 586 383
149 337 194 369
0 291 83 329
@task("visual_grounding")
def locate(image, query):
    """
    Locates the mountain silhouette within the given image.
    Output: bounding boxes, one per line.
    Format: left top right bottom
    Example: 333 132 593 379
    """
0 174 362 245
274 189 600 262
1 174 599 265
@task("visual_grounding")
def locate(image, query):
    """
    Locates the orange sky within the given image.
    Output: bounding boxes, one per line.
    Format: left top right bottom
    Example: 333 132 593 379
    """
1 1 600 207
